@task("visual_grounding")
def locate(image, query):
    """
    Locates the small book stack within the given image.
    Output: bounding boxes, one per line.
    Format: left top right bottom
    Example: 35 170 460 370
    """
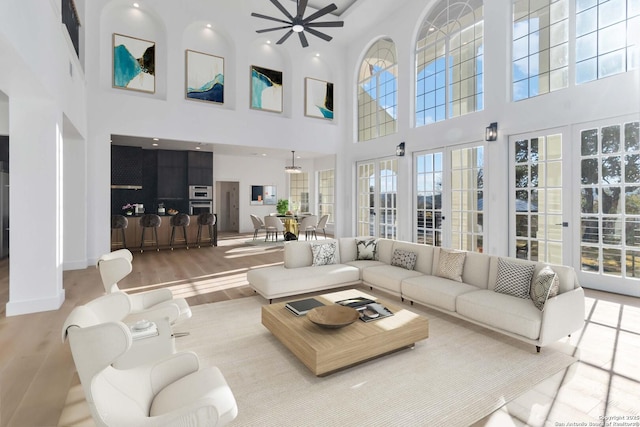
285 298 325 316
336 297 393 322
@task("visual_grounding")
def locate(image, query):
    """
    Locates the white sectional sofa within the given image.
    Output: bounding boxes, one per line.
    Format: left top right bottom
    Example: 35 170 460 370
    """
247 238 585 352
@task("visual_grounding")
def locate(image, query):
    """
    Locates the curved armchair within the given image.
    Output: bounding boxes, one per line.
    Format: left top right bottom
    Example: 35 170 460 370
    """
97 249 192 324
264 215 285 241
63 302 238 427
316 214 329 239
299 215 318 240
250 214 266 240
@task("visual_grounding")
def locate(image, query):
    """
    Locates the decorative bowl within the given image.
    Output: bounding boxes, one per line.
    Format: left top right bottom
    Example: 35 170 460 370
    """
307 305 359 329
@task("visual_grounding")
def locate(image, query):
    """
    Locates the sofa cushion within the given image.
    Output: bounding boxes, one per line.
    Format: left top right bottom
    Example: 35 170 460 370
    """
375 239 395 265
456 290 542 340
284 241 313 268
435 249 466 282
493 258 535 299
401 275 480 312
393 242 434 274
248 264 360 300
530 266 560 311
356 238 378 260
391 249 417 270
344 260 386 280
311 241 338 266
362 264 423 296
460 251 491 289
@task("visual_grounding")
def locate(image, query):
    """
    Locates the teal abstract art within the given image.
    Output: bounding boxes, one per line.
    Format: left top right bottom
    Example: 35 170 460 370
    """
113 33 155 93
250 65 282 113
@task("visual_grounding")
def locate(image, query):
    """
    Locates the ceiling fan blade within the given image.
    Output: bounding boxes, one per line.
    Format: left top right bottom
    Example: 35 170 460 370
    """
268 0 294 21
305 21 344 28
303 3 337 24
297 0 308 17
256 25 292 33
276 30 295 44
298 31 309 48
251 12 291 25
304 27 332 42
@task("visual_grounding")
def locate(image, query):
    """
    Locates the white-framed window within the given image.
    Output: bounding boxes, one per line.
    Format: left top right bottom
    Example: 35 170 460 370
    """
317 169 334 223
576 0 640 84
289 172 309 213
512 0 570 101
357 38 398 142
415 0 484 126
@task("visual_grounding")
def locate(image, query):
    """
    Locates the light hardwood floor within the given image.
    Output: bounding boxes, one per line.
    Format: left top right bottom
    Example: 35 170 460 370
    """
1 233 639 426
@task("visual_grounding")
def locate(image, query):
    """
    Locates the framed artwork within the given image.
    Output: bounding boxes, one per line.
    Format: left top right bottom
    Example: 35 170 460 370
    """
251 185 277 205
305 77 334 120
250 65 283 113
185 49 224 104
112 33 155 93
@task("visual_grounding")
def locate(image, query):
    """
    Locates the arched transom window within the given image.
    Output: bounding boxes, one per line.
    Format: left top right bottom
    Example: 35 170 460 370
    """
357 38 398 142
415 0 484 127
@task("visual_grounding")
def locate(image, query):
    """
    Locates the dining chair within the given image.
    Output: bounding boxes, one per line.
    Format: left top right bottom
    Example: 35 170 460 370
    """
264 215 285 241
299 215 318 240
316 214 329 239
250 214 266 240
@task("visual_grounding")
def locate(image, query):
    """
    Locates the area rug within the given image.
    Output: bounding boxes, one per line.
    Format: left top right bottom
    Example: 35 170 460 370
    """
176 295 577 426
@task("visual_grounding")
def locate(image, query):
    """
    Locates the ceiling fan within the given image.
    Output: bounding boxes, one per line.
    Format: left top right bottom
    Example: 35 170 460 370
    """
251 0 344 48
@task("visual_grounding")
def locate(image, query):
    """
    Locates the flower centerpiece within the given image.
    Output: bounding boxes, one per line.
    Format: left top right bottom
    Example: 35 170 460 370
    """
122 203 136 215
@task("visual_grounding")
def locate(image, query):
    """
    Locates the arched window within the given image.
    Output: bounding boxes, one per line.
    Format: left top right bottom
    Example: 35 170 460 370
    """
415 0 484 127
357 38 398 142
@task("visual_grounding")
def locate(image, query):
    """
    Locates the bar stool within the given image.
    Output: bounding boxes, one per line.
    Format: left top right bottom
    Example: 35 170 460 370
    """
170 213 190 250
196 213 217 247
111 215 128 249
139 214 161 252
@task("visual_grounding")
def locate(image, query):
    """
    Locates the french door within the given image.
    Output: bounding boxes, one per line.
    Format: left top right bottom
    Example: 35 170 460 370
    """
575 118 640 296
356 158 398 238
509 129 571 264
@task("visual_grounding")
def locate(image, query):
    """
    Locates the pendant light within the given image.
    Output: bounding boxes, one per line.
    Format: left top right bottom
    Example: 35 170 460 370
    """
285 150 302 173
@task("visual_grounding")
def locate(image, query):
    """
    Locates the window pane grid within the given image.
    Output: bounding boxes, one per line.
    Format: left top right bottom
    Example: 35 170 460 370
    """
512 0 569 101
416 1 484 127
451 146 485 252
318 169 335 224
289 173 309 213
580 121 640 279
415 152 444 246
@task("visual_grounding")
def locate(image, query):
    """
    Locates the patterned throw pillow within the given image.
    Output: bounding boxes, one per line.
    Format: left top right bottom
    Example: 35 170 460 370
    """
390 249 417 270
494 258 535 299
311 242 338 266
356 238 378 260
436 249 466 282
530 266 560 310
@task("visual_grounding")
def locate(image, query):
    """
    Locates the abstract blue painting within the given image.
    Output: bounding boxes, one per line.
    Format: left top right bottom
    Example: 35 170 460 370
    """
186 50 224 104
250 65 283 113
305 77 333 120
113 33 155 93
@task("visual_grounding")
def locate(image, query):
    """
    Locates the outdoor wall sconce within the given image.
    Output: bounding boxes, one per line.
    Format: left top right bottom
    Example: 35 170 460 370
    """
396 142 405 156
485 122 498 141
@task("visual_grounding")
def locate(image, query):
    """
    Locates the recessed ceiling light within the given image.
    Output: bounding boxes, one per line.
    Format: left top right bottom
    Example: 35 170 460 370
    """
206 24 212 28
152 143 158 147
315 53 320 57
133 2 139 8
262 153 267 156
266 40 271 44
196 146 201 150
152 138 159 141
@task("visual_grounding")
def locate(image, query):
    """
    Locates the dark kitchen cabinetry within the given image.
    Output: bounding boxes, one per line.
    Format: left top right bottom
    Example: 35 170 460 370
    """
157 150 187 200
187 151 213 186
111 145 143 188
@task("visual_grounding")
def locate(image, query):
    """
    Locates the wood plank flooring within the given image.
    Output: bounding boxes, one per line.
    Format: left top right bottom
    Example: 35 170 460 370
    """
0 232 283 427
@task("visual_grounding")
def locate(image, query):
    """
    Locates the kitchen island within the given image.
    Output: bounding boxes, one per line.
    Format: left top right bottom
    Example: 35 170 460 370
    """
111 213 217 250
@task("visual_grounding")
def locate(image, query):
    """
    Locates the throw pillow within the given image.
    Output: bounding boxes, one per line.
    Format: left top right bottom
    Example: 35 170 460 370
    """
356 238 378 260
530 266 560 311
436 249 466 282
390 249 417 270
311 241 338 266
494 258 535 299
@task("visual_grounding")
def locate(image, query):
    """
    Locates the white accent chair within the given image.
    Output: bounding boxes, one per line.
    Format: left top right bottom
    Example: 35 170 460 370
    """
263 215 285 241
97 249 192 324
250 214 266 240
316 214 329 239
62 294 238 427
298 215 318 240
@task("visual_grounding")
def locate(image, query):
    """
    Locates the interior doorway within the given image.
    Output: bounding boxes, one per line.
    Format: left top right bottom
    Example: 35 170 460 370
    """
216 181 239 232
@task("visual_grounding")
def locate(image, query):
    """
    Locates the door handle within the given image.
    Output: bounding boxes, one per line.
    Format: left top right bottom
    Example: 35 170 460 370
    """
555 222 568 227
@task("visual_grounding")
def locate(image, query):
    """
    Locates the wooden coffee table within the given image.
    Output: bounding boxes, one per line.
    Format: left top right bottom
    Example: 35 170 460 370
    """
261 289 429 376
